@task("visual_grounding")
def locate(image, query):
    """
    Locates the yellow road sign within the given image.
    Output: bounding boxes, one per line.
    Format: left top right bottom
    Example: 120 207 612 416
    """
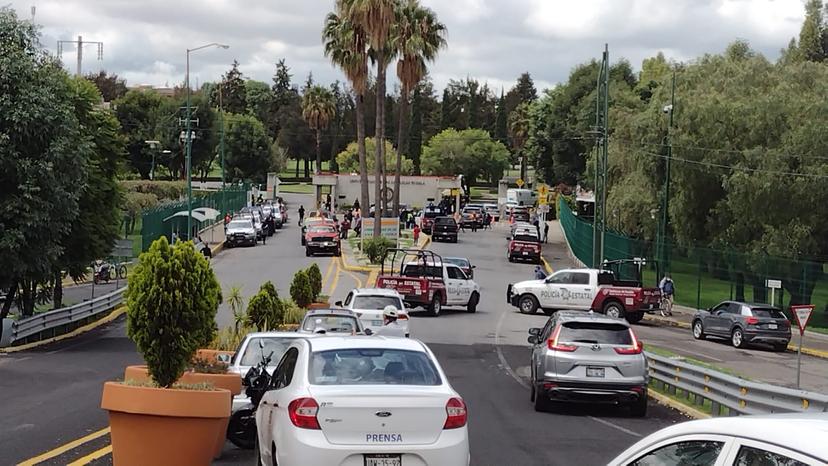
516 178 524 188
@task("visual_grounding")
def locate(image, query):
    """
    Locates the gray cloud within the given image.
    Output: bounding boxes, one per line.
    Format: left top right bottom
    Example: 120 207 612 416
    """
10 0 804 93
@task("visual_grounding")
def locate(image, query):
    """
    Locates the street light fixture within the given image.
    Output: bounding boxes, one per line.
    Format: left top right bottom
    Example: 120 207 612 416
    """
185 42 229 239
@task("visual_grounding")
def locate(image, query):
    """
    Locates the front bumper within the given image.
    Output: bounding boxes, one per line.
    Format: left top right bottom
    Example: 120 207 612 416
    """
227 234 255 245
307 241 340 251
509 251 540 262
506 285 519 307
539 380 647 404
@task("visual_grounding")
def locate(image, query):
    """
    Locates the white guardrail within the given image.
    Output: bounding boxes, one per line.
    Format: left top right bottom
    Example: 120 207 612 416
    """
1 287 126 347
647 352 828 416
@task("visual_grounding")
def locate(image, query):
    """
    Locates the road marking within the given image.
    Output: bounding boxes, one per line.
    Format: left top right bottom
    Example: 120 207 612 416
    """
494 305 529 389
17 427 110 466
588 416 642 438
339 265 365 290
328 258 341 296
322 257 336 293
66 444 112 466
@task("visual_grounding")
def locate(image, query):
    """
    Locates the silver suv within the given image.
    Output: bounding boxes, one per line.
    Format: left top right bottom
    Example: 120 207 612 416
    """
527 311 648 416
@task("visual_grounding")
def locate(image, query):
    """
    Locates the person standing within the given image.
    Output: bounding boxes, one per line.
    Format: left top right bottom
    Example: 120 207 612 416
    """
413 224 420 244
373 306 407 337
543 222 550 244
298 205 306 226
534 265 547 280
659 274 675 316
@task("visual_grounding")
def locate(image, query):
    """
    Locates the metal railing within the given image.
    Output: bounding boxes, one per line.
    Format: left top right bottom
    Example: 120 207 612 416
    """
2 287 126 347
647 352 828 416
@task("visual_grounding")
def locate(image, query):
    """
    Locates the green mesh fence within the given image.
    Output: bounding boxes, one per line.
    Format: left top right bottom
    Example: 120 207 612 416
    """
558 197 828 330
141 185 249 252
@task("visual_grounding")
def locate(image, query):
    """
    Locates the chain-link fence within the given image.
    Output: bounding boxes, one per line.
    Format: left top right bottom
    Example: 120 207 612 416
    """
141 185 249 252
558 197 828 330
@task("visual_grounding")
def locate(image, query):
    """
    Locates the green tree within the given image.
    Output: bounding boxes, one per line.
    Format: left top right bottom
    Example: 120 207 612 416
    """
798 0 826 62
421 128 509 184
0 8 90 322
337 138 413 175
85 70 128 102
290 270 314 308
302 85 337 173
505 72 538 116
126 237 222 387
212 60 247 114
306 264 323 301
508 102 531 180
115 89 168 178
245 80 274 130
224 113 272 183
246 281 285 330
494 89 508 145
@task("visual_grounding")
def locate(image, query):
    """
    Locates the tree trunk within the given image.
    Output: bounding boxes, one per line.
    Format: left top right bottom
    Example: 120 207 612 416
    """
53 270 63 310
393 90 410 217
356 94 370 218
295 157 300 178
304 156 310 179
0 280 16 342
315 129 322 174
21 280 35 317
374 53 386 237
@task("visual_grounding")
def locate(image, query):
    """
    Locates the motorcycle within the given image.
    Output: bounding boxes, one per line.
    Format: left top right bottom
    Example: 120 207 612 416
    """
226 342 274 449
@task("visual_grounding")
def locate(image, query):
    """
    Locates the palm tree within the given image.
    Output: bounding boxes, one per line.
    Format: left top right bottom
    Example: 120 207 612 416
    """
323 11 370 216
302 85 336 174
508 102 531 181
339 0 397 236
392 0 446 216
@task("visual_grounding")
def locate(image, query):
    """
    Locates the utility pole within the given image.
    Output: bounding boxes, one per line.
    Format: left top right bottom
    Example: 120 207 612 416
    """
659 71 676 273
592 44 610 269
56 36 103 77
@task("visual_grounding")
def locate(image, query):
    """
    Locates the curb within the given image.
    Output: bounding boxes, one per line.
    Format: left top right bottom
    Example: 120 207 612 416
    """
649 388 709 420
541 257 553 275
210 241 225 257
0 305 127 353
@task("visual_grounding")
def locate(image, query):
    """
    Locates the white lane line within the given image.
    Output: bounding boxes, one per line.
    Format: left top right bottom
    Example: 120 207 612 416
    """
494 306 529 389
589 416 642 438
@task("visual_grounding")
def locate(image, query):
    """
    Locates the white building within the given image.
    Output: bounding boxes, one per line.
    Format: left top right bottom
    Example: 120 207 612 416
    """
311 173 463 212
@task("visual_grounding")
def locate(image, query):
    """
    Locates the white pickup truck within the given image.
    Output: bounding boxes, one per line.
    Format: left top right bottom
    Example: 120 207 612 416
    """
507 266 662 323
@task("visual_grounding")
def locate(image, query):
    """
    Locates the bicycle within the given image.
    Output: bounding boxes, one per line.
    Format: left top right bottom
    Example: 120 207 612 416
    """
660 294 674 317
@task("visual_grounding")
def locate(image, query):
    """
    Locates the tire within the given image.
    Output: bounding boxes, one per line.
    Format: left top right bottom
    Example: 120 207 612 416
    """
626 312 644 324
630 390 648 417
305 248 312 257
518 295 539 315
533 385 551 412
530 370 536 402
301 237 306 246
467 292 479 313
773 343 789 352
603 301 625 319
507 255 514 263
227 408 257 449
731 327 746 348
429 294 442 317
117 265 128 280
108 267 116 281
692 320 706 340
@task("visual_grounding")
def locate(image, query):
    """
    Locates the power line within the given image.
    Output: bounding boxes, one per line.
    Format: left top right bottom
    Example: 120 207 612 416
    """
635 148 828 180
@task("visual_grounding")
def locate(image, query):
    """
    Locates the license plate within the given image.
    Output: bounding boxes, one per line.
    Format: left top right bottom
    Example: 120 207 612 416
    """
586 367 605 378
768 324 778 330
364 454 401 466
371 320 383 326
522 251 529 255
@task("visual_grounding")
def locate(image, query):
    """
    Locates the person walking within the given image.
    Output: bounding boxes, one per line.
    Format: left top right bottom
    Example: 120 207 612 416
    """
543 222 550 244
659 274 675 317
298 205 306 226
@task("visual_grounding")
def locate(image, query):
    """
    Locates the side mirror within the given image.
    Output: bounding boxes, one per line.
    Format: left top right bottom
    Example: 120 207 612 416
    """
528 327 542 336
472 265 477 269
216 353 232 364
334 301 343 307
364 328 373 336
528 336 540 344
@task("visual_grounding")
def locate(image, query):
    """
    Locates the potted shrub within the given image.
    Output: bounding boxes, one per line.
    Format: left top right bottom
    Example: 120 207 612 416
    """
247 281 285 331
290 270 315 309
101 237 228 466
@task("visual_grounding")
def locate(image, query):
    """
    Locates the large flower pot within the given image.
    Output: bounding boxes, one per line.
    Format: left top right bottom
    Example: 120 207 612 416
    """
195 349 235 364
101 381 230 466
123 365 241 458
308 302 328 310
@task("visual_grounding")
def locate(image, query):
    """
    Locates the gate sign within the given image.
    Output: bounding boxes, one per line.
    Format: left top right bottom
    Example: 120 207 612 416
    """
791 305 814 335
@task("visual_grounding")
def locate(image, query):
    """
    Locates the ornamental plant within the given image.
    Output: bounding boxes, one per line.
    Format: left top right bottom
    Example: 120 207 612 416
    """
125 236 222 388
290 270 313 309
246 281 285 331
363 237 394 264
306 263 323 301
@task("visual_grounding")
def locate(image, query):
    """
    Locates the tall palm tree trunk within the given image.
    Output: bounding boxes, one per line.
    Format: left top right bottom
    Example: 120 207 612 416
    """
393 91 410 217
315 129 322 174
373 53 386 236
356 94 369 217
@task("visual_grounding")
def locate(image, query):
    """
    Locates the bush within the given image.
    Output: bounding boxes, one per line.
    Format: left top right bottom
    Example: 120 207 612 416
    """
246 281 284 330
290 270 314 308
126 236 222 388
306 264 323 301
282 300 307 325
363 237 394 264
120 180 186 201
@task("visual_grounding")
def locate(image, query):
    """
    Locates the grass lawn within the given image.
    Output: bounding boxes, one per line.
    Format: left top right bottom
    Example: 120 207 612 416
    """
470 187 498 199
279 183 314 194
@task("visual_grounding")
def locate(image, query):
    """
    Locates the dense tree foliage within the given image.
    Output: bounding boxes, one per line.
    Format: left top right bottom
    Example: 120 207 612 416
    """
337 138 413 175
224 113 272 183
421 129 509 185
85 70 128 102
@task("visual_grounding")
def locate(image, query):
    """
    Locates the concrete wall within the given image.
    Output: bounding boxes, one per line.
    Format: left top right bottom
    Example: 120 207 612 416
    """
312 174 462 210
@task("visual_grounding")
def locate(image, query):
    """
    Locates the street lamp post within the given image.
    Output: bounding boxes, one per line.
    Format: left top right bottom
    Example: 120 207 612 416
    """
185 42 229 239
659 71 676 273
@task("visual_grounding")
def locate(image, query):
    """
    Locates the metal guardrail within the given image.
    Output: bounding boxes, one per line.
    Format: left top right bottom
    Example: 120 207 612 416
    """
2 287 126 347
647 352 828 416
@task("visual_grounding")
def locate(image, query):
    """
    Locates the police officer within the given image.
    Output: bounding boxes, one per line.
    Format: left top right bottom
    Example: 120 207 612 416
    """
374 306 407 337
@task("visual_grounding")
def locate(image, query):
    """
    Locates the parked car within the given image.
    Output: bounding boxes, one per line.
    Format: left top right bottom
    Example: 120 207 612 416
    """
254 337 470 466
237 212 264 240
420 206 444 234
228 332 304 412
607 413 828 466
692 301 791 351
483 203 500 222
298 308 366 335
334 288 410 337
444 257 475 279
527 311 648 416
304 225 341 257
225 219 257 247
507 227 541 264
432 216 459 243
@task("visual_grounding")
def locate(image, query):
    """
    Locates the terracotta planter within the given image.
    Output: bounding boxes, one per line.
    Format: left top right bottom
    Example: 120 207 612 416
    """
123 365 241 459
101 381 230 466
195 348 235 364
308 302 329 310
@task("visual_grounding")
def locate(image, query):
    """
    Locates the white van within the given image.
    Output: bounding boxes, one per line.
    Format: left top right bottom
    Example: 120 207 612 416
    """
507 188 537 207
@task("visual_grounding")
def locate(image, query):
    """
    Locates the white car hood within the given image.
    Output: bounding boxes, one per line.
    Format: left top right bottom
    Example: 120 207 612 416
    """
512 279 545 291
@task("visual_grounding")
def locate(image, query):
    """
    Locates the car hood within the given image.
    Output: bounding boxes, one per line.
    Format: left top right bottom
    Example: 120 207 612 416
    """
512 279 545 289
306 232 338 239
227 227 255 234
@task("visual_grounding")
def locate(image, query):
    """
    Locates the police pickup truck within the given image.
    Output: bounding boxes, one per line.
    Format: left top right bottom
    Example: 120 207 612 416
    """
507 260 661 324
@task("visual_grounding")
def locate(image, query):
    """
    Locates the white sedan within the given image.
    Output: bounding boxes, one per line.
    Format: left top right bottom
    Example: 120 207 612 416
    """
335 288 410 337
255 336 469 466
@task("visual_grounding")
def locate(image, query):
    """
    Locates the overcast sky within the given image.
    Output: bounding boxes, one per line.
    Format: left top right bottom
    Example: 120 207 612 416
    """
8 0 806 94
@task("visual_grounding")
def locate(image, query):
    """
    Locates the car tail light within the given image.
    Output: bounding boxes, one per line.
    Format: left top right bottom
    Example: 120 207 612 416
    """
288 397 320 429
547 325 577 352
397 313 409 321
746 317 759 325
443 397 467 429
615 330 644 354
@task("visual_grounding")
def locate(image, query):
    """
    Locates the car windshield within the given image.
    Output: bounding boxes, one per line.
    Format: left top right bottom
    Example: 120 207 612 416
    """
558 322 633 345
435 217 455 225
228 221 252 229
751 308 786 319
240 337 298 366
445 258 469 268
309 349 441 385
302 315 359 333
309 226 335 234
514 233 539 242
424 210 442 218
353 295 402 310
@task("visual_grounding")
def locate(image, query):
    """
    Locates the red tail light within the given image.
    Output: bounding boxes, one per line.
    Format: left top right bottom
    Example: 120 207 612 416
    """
615 330 644 354
746 317 759 325
547 325 577 352
443 397 467 429
288 397 320 429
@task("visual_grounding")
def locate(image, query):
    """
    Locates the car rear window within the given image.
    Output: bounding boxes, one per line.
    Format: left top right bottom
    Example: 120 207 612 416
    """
514 234 539 243
434 217 456 225
302 315 359 333
403 265 442 278
558 322 633 345
423 209 442 218
309 349 441 385
445 258 469 268
751 308 786 319
240 337 298 366
353 296 402 310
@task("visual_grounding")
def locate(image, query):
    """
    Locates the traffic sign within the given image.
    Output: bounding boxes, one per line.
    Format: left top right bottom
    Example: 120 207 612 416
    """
792 305 814 335
516 178 524 188
766 279 782 289
537 184 549 205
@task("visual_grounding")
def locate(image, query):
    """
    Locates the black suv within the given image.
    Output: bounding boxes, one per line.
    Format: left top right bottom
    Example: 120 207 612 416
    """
432 216 458 243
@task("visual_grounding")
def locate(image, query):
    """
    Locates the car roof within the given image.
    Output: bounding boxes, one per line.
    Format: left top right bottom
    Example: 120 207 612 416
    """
621 414 828 460
554 311 630 326
306 336 429 353
304 308 357 317
243 331 305 339
717 301 781 310
351 288 403 297
444 256 469 263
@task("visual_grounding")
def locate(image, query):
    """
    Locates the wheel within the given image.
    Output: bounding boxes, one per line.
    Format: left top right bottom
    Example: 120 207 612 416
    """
305 248 312 257
731 327 746 348
117 265 128 280
518 295 539 315
301 237 306 246
630 390 648 417
227 408 257 449
335 248 341 257
533 385 551 412
507 255 514 263
626 312 644 324
530 374 536 402
429 294 442 317
108 266 116 281
773 343 789 352
603 301 625 319
467 292 479 313
692 320 706 340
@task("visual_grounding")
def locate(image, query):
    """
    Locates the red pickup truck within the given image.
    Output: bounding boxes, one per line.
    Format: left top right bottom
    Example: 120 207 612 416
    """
507 225 541 264
375 249 448 316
